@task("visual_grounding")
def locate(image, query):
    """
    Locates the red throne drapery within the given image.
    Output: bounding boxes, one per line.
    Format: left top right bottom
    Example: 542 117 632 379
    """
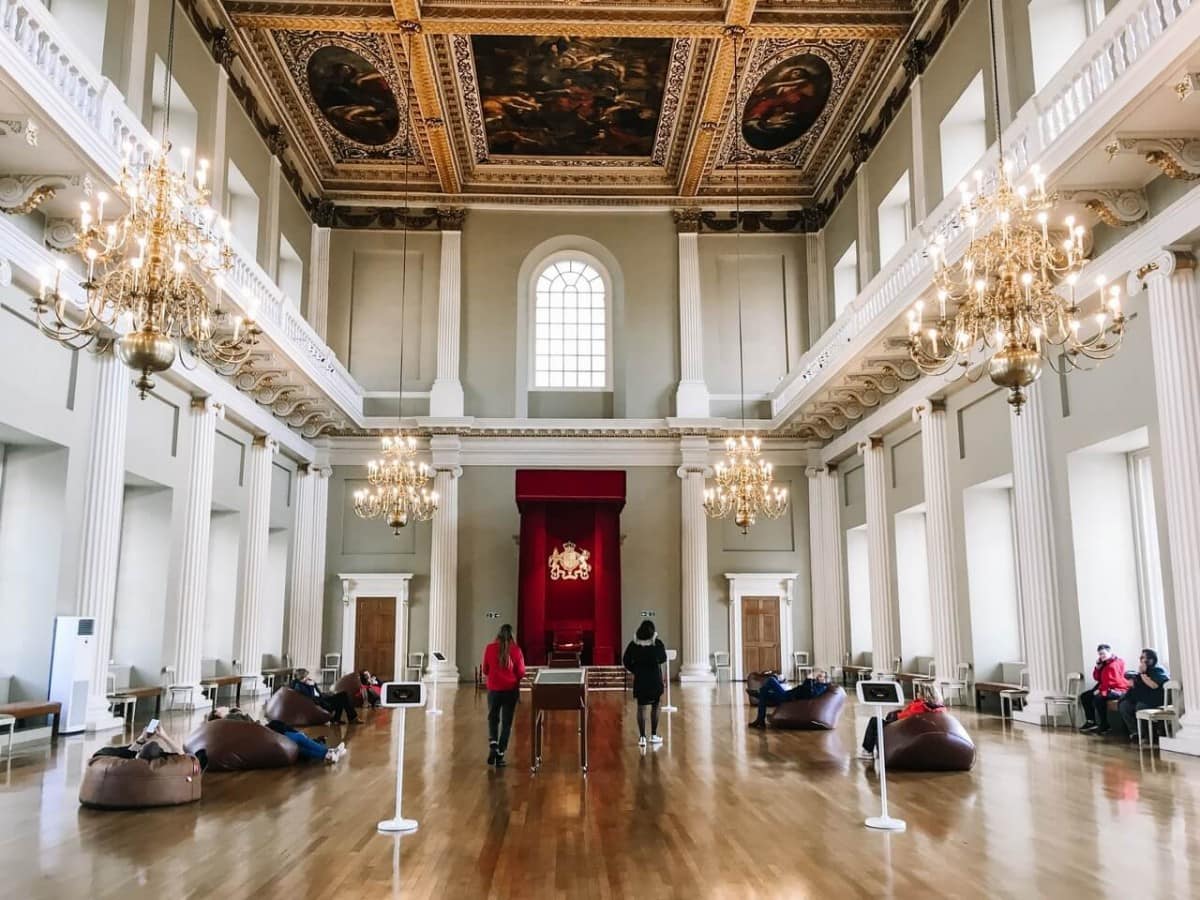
516 470 625 666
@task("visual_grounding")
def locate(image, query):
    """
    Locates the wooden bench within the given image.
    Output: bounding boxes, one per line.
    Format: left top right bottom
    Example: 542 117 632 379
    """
975 681 1024 712
201 675 244 707
261 667 292 693
110 685 164 719
0 701 62 740
841 665 871 687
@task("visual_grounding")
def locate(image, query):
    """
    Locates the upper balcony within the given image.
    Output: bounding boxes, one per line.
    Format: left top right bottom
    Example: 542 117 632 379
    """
0 0 364 437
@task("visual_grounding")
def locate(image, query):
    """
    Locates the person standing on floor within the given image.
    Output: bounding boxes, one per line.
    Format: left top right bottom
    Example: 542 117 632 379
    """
481 624 526 768
623 619 668 749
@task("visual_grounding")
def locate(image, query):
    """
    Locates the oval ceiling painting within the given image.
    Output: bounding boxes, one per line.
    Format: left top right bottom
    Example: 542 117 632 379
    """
742 54 833 152
306 45 400 146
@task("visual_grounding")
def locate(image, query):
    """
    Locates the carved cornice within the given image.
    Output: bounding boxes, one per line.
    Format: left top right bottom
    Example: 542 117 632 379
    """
696 208 827 233
1106 135 1200 181
0 175 84 215
1058 188 1149 227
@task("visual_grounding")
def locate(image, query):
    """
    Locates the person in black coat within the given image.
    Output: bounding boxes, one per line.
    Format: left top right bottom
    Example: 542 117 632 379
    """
623 619 668 748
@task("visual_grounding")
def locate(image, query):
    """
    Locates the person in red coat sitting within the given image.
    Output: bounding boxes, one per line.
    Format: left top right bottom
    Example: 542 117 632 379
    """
857 683 946 760
481 624 526 768
1079 643 1129 735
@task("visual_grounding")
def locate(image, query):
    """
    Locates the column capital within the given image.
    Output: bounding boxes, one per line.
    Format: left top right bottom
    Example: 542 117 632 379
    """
252 434 280 454
191 396 225 419
436 207 467 231
804 465 827 479
301 463 332 479
672 207 703 234
856 435 883 455
678 434 711 474
912 397 947 422
1134 247 1196 289
430 434 462 473
676 464 711 479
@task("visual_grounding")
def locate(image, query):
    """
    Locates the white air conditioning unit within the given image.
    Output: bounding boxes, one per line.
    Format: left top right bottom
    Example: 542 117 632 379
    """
48 616 96 734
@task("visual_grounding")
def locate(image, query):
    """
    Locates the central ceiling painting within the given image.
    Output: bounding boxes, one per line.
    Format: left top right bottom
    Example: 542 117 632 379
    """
470 36 673 157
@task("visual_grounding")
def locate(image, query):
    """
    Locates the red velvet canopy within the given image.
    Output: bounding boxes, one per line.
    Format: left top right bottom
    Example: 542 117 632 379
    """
516 470 625 666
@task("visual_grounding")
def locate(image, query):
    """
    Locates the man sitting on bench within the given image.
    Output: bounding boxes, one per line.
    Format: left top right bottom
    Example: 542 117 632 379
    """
749 669 830 729
1079 644 1129 735
290 669 360 725
1119 648 1169 741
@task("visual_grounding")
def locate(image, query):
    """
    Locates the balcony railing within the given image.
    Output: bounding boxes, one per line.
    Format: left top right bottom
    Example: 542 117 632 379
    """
0 0 363 424
771 0 1196 424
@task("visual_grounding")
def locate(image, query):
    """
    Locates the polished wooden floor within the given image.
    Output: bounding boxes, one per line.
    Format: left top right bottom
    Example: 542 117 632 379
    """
2 685 1199 899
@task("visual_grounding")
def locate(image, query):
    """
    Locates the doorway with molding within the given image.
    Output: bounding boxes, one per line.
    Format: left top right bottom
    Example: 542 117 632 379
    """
354 596 397 681
741 596 782 675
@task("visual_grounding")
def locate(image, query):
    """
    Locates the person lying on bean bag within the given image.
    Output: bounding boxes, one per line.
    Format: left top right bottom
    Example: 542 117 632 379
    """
858 683 945 760
290 669 360 724
749 669 831 729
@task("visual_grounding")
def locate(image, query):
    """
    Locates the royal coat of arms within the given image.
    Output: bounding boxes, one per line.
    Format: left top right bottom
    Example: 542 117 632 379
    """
549 541 591 581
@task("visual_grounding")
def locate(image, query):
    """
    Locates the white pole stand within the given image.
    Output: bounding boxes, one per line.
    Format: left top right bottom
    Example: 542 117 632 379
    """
426 662 443 716
865 706 906 832
378 709 419 833
661 649 678 712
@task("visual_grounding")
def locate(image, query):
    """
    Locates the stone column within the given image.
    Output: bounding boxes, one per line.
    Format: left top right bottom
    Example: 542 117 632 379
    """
915 400 965 684
426 437 461 682
1009 383 1067 725
859 437 900 672
805 467 828 668
306 224 331 340
818 467 849 668
171 398 223 707
1141 251 1200 756
673 208 710 418
234 436 277 691
677 436 714 681
286 466 315 669
307 466 332 668
430 208 466 417
77 352 130 731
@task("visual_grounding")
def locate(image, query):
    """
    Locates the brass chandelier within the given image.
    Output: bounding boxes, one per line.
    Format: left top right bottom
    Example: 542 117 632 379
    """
703 27 788 534
353 25 437 535
906 2 1126 414
33 0 257 398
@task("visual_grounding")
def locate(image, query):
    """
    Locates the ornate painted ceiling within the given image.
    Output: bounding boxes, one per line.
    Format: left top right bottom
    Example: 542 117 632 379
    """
191 0 949 212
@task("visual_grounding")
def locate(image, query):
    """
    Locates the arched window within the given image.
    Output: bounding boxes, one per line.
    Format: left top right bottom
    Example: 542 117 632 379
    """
532 256 610 389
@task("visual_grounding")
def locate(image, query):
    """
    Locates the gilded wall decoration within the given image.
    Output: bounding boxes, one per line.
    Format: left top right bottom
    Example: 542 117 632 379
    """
549 542 592 581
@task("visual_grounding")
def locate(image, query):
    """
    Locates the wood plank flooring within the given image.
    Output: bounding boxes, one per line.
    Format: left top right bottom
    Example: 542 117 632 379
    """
1 684 1199 899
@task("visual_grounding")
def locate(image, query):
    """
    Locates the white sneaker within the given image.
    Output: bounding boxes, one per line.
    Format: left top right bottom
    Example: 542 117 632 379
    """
649 735 663 745
857 748 875 760
638 736 647 748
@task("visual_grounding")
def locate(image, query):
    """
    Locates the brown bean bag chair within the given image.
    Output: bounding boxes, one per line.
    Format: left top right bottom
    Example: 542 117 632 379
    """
263 687 333 727
79 754 202 809
770 686 846 730
883 712 976 771
333 673 366 707
184 719 300 771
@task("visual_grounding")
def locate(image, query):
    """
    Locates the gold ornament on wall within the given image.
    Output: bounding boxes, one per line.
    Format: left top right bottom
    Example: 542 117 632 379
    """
549 542 592 581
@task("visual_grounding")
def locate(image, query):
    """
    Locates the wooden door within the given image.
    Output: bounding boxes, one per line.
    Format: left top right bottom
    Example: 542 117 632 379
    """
355 596 396 681
742 596 781 675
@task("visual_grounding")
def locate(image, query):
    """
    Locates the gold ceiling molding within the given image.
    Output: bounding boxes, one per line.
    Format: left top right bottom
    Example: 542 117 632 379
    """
387 20 462 193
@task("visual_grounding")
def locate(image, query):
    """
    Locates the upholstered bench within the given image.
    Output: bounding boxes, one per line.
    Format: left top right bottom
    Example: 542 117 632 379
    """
184 719 300 771
263 687 332 727
79 754 203 809
884 712 976 771
0 701 62 740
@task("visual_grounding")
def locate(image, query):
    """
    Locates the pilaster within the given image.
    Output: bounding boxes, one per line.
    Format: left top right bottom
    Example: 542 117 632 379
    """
673 208 709 418
426 436 461 682
677 435 714 681
805 231 829 342
263 157 282 278
1009 383 1067 725
171 397 223 708
818 466 848 668
859 437 899 672
914 400 965 683
856 170 874 288
430 214 465 417
307 224 331 339
1138 250 1200 755
77 351 130 731
805 466 828 668
286 466 316 669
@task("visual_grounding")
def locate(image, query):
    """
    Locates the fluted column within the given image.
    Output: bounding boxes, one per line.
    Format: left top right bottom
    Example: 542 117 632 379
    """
307 224 331 339
859 438 900 672
1009 383 1067 725
77 351 130 731
286 466 315 669
234 436 278 690
673 208 709 418
915 400 966 684
805 467 828 667
678 436 714 681
818 467 849 668
307 466 332 666
430 208 465 417
171 398 223 706
1141 251 1200 755
427 436 461 682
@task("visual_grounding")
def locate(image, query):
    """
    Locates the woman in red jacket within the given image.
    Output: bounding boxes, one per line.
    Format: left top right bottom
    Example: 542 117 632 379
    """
481 624 526 768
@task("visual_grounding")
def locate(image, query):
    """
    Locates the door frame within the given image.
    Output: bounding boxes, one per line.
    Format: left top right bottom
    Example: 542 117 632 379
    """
338 573 412 677
725 573 797 682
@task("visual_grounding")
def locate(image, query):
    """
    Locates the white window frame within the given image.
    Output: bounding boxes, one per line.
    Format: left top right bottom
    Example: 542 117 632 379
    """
527 250 614 393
